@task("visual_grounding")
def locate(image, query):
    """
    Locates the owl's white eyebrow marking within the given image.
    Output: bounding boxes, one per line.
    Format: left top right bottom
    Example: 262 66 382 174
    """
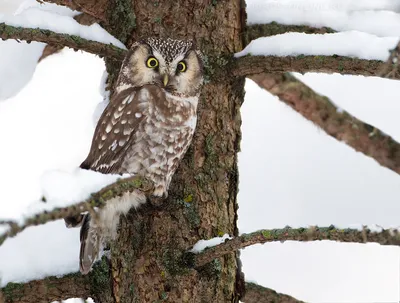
105 124 112 133
135 113 142 118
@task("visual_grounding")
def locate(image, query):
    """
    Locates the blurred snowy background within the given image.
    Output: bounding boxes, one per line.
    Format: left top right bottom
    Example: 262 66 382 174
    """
0 0 399 302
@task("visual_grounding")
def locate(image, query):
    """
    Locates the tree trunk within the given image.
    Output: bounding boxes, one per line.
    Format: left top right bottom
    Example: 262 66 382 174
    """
90 1 246 302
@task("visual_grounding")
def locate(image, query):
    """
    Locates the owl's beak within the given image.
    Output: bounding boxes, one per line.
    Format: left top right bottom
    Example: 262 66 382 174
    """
162 74 169 87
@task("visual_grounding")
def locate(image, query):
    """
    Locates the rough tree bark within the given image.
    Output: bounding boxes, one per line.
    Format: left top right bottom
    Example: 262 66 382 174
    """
82 1 245 302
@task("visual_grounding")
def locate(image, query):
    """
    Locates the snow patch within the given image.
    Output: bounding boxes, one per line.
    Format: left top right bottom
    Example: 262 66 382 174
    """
191 234 232 253
0 8 126 49
235 31 398 61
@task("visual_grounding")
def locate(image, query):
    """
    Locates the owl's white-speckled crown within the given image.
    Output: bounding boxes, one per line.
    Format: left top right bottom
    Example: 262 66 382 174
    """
143 37 196 63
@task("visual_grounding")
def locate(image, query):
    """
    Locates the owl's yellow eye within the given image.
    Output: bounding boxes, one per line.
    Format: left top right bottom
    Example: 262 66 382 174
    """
177 61 187 72
146 57 159 68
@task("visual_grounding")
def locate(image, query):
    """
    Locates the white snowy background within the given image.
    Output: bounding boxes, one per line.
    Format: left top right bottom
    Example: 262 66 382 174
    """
0 0 400 302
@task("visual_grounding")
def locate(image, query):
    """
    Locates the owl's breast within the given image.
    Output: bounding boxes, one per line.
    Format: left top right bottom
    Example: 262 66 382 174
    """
121 102 197 195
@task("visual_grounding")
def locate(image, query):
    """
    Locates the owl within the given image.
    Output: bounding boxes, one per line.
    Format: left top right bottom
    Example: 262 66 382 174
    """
66 37 204 274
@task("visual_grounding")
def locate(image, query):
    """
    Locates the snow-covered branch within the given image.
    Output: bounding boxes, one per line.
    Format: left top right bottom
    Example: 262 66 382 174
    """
243 282 305 303
243 22 335 47
37 0 107 22
230 55 394 80
191 226 400 268
248 73 400 176
0 23 125 60
0 176 153 246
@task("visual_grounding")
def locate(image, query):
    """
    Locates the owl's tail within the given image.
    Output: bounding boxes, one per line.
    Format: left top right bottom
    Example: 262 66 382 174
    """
76 190 147 274
79 213 100 274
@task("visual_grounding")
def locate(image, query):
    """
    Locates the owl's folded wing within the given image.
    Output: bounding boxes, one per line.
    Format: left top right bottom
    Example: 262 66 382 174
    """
80 86 150 174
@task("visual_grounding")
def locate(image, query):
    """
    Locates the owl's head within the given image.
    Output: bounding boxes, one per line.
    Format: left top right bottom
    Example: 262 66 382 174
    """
119 38 204 96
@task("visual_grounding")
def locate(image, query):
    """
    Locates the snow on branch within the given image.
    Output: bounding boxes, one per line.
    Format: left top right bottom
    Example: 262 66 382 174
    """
0 175 153 246
243 282 305 303
37 0 107 22
0 23 125 60
248 73 400 175
191 226 400 268
232 29 400 80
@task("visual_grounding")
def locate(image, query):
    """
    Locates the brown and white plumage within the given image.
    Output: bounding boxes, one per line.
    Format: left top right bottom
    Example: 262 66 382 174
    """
67 38 204 274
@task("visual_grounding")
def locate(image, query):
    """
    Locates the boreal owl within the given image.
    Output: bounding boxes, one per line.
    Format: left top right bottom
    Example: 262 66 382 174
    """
66 37 204 274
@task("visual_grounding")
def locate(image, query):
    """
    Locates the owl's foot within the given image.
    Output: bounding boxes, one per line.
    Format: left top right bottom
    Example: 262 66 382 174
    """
148 186 167 207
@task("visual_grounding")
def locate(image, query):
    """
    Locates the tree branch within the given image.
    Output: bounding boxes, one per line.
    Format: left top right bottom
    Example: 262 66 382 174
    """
243 282 305 303
0 176 153 246
242 22 400 81
0 257 113 303
38 0 107 22
1 273 90 303
192 226 400 268
248 73 400 176
228 55 394 79
1 22 396 81
0 23 126 60
243 22 335 46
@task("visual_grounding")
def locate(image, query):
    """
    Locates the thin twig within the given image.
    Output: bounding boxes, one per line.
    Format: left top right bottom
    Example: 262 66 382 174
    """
193 226 400 267
229 55 393 79
0 176 153 246
243 22 335 46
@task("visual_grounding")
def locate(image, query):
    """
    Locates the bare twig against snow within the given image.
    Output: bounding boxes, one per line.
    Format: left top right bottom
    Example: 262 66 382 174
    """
243 282 305 303
230 55 393 80
0 23 125 61
0 176 153 246
191 226 400 268
243 22 336 47
248 73 400 176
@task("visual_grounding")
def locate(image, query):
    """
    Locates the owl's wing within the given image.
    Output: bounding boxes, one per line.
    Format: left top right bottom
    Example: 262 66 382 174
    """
80 86 154 174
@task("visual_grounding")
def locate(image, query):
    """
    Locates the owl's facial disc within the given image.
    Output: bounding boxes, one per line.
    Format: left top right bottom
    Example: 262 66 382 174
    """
148 50 202 96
